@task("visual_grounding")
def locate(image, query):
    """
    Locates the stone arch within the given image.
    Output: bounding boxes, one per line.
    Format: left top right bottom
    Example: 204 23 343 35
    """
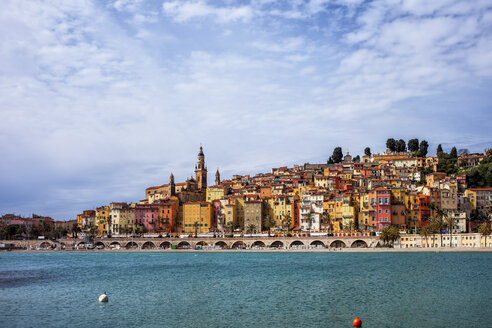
159 241 171 249
177 241 191 249
310 240 326 248
125 241 138 249
330 240 346 248
142 241 156 249
290 240 305 247
251 240 266 248
196 241 209 247
109 241 121 248
231 241 245 249
270 241 284 248
95 241 105 249
351 240 368 248
215 241 228 249
39 241 52 249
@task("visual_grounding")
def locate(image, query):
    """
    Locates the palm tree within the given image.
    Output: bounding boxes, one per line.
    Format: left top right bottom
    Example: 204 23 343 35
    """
379 227 389 246
388 226 400 246
302 208 314 236
225 221 234 237
71 223 81 238
263 214 275 237
89 226 97 240
281 213 292 232
193 221 199 238
420 225 430 248
429 204 447 247
246 223 256 235
445 214 457 247
478 222 491 247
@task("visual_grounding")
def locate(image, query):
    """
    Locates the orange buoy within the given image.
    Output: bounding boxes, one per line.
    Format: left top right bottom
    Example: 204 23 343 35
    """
353 316 362 327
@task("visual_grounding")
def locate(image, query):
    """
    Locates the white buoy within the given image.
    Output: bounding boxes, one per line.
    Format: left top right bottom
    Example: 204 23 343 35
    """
99 292 108 303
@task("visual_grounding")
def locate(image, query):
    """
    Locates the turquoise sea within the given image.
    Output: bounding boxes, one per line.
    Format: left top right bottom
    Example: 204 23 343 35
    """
0 252 491 328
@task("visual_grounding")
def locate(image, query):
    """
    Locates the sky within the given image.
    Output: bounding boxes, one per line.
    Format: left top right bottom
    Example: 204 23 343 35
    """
1 0 491 220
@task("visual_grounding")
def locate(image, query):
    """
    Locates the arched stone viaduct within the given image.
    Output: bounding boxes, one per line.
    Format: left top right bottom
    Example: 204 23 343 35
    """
3 237 380 250
71 236 379 250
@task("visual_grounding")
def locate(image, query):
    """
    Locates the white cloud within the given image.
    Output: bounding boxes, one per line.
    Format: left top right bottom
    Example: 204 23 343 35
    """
0 0 491 219
162 0 253 23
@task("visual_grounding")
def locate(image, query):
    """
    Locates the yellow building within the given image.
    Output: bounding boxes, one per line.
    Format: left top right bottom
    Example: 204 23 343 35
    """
183 202 212 234
96 206 109 236
267 195 295 229
206 186 226 202
404 193 420 228
465 188 492 213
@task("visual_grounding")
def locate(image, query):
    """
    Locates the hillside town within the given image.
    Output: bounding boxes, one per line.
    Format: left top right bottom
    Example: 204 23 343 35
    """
1 141 491 243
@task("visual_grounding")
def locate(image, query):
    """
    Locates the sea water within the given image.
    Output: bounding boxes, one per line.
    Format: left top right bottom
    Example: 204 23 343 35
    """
0 252 491 328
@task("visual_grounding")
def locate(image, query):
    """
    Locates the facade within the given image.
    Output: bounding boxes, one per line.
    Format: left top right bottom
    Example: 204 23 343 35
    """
244 200 262 233
183 202 212 234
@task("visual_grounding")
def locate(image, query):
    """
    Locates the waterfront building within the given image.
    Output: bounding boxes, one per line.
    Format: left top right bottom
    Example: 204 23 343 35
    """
134 204 160 233
374 188 391 230
299 193 323 232
465 188 492 215
76 210 96 230
244 200 262 233
183 202 212 234
108 202 130 235
96 206 109 236
267 195 295 231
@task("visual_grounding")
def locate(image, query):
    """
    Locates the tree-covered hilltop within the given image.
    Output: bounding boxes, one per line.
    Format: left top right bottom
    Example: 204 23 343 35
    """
466 157 492 187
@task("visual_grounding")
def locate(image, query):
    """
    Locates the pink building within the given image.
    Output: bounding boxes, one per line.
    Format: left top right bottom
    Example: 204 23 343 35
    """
375 188 391 230
135 204 159 233
212 200 222 230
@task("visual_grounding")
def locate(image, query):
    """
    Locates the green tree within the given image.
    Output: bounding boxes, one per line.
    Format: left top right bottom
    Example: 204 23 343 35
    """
420 225 431 248
408 138 419 152
478 222 491 247
419 140 429 157
386 138 396 152
71 223 81 238
246 223 256 235
450 147 457 158
263 214 276 237
302 208 314 236
353 155 360 162
225 221 234 236
437 144 443 154
396 139 406 152
193 221 199 238
429 203 447 247
379 227 390 246
89 226 98 240
364 147 371 156
388 226 400 246
446 214 457 247
327 157 334 164
281 213 292 232
332 147 343 163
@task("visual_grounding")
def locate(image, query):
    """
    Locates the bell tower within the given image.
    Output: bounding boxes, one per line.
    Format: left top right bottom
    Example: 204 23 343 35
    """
195 146 207 190
215 168 220 186
170 173 175 196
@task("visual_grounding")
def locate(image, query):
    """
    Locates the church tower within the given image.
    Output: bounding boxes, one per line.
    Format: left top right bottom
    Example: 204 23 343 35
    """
170 173 175 196
215 169 220 186
195 146 207 190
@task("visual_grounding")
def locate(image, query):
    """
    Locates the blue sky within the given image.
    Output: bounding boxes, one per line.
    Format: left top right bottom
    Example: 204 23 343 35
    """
1 0 491 220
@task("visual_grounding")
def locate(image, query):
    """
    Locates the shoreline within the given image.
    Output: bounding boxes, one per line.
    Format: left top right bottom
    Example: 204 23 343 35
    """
4 247 492 253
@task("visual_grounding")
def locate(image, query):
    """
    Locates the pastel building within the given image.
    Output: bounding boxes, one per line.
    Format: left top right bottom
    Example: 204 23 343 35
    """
183 202 212 234
244 200 262 233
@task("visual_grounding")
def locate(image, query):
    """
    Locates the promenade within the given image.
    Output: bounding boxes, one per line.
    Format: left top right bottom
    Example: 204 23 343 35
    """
2 233 491 252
